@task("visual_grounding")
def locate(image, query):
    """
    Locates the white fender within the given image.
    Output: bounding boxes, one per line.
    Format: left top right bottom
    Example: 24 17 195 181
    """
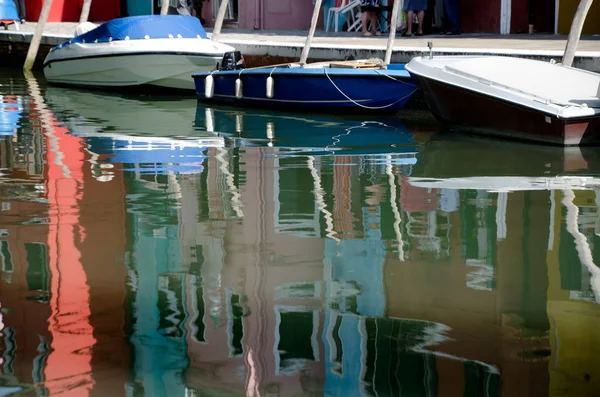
235 114 243 133
266 122 275 145
266 76 275 99
204 75 214 99
205 107 215 133
235 78 243 99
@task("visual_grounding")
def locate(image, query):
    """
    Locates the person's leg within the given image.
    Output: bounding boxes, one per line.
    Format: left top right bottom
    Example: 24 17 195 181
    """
406 10 414 34
361 8 370 35
15 0 26 21
369 11 379 34
417 10 424 34
443 0 459 33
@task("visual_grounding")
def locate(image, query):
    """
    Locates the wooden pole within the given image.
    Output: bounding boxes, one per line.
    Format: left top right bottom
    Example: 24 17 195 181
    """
79 0 92 23
211 0 230 41
160 0 170 15
384 0 402 65
562 0 593 67
299 0 323 64
23 0 54 71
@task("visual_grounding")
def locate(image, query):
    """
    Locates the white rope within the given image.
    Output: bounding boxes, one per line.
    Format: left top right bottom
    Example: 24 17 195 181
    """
323 68 417 110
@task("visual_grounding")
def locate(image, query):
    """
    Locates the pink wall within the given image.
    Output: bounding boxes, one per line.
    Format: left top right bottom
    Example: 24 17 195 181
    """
209 0 322 30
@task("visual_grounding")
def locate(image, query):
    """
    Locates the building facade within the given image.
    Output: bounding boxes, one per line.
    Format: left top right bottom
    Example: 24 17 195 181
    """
20 0 600 34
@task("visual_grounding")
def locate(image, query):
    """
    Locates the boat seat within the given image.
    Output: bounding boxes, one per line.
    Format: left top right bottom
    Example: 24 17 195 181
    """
329 60 386 69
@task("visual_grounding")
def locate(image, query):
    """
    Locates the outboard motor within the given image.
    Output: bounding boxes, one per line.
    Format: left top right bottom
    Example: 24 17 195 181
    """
219 51 246 71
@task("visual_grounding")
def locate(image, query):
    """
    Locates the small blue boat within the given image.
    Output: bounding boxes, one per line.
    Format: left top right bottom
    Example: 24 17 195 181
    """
192 61 418 113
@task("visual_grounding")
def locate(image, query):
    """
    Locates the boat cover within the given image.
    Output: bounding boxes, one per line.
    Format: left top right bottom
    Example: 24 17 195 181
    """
52 15 208 51
0 0 19 21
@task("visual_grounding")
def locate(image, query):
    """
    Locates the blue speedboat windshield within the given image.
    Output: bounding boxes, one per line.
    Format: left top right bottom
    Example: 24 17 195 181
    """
51 15 208 51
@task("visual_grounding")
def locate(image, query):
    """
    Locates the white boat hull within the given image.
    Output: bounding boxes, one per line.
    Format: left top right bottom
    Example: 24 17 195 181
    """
43 38 236 91
406 55 600 145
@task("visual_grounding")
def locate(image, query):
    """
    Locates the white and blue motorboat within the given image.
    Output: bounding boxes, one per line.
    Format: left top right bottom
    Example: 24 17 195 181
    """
43 15 243 91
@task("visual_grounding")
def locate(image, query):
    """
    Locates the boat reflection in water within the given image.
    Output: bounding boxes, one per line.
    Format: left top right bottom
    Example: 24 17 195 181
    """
0 93 23 136
44 87 226 177
2 78 600 397
194 104 429 159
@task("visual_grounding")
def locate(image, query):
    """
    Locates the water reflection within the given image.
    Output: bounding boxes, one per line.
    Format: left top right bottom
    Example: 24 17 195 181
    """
1 72 600 397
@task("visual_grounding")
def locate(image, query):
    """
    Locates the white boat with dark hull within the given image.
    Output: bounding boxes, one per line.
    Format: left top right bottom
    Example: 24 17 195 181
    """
43 15 243 91
406 55 600 146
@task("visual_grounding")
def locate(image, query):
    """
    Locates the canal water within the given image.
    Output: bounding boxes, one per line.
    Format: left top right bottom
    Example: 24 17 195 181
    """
0 67 599 397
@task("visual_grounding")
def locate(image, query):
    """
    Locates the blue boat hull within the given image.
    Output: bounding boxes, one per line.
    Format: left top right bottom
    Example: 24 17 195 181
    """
192 64 417 113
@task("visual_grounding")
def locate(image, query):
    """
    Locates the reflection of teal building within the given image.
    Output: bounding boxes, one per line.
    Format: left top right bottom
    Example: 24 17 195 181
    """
325 206 386 317
125 174 190 397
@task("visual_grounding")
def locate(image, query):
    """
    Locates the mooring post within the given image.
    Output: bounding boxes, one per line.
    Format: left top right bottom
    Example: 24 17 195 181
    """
384 0 402 65
160 0 169 15
562 0 593 67
211 0 230 41
79 0 92 24
299 0 323 64
23 0 54 71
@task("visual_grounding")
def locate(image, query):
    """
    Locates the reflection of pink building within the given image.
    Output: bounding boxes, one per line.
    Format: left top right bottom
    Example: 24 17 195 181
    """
0 180 51 389
184 148 326 395
1 106 129 396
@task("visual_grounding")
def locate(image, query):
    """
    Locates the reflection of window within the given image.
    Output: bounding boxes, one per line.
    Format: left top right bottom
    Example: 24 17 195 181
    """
2 327 16 375
226 289 244 357
274 158 320 237
275 282 321 300
275 307 319 376
25 243 49 292
157 274 185 338
463 361 500 397
188 246 206 343
327 280 359 314
326 314 343 375
32 338 49 386
1 241 13 273
362 318 438 397
125 381 145 397
190 274 206 343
